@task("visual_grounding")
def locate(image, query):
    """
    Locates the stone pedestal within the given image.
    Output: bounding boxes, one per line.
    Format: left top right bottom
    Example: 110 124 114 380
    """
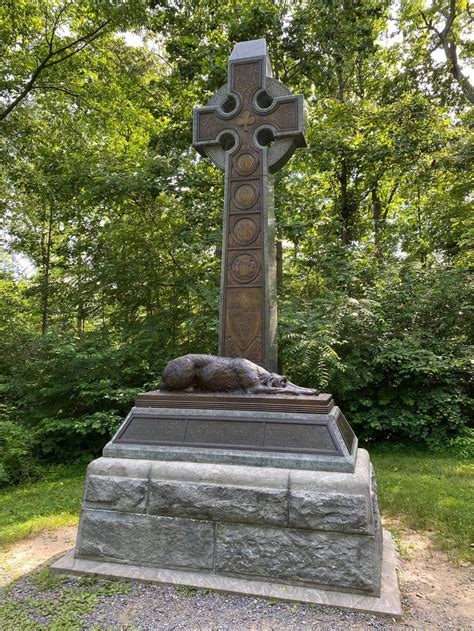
52 393 401 618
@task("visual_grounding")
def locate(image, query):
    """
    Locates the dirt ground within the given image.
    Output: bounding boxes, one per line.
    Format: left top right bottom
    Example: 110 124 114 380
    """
0 525 78 586
1 523 472 629
383 519 472 628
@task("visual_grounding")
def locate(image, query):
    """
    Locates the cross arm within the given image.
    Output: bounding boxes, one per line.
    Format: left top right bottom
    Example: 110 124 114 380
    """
259 93 306 147
193 105 238 157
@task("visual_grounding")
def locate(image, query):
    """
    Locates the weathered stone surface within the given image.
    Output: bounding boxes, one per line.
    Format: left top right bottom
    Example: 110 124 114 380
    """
370 464 384 561
52 530 401 619
288 448 374 533
149 480 288 526
84 475 148 513
76 509 214 570
289 448 370 494
215 523 381 595
104 440 355 472
150 459 289 489
72 449 383 599
148 460 288 525
289 490 369 533
87 457 151 479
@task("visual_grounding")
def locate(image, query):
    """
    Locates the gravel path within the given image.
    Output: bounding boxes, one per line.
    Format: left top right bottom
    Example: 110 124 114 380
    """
1 524 472 630
2 566 472 630
3 575 397 630
83 582 395 630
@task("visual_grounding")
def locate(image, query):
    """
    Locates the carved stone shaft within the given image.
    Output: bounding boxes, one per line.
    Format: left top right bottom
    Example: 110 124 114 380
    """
193 39 306 371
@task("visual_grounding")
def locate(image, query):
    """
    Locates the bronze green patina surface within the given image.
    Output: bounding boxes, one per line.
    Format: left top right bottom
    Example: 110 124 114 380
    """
193 39 306 371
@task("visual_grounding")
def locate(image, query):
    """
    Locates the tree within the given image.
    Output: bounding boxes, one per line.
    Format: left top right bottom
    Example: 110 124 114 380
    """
0 1 472 484
400 0 474 105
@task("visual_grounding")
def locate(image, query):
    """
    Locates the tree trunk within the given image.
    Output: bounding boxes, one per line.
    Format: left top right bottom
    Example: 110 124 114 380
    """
371 187 383 259
339 158 351 245
41 199 53 335
276 239 283 296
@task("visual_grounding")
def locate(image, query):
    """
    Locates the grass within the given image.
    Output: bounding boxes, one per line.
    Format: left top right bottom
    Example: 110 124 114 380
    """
1 569 131 629
0 461 87 547
368 444 473 561
0 447 472 562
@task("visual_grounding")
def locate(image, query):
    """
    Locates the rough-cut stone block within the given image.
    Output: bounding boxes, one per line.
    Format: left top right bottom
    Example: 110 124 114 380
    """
87 457 151 479
215 523 381 595
52 530 401 619
370 464 384 560
289 490 369 533
149 480 288 526
76 509 214 570
289 448 371 495
149 460 289 489
84 475 148 513
148 460 288 525
288 449 374 534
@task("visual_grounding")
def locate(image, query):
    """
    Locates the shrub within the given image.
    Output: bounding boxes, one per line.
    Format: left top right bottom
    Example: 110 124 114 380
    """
280 265 472 447
0 414 38 485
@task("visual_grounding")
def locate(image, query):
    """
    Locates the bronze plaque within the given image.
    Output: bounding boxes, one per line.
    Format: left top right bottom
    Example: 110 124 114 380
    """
264 423 337 452
186 419 264 447
114 406 348 457
117 416 186 444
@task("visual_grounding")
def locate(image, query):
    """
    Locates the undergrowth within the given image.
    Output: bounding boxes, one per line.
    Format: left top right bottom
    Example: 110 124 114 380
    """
0 569 131 630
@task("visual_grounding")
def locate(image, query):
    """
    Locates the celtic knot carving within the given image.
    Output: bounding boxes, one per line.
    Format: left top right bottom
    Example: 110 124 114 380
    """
233 218 258 245
229 253 260 283
234 184 257 208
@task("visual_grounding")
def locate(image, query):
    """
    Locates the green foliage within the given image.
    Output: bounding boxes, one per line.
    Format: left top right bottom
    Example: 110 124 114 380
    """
0 414 38 485
281 265 472 446
0 0 472 483
1 570 131 630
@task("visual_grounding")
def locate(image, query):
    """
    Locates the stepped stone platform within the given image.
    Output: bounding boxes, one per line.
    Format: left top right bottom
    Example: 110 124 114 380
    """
52 392 401 618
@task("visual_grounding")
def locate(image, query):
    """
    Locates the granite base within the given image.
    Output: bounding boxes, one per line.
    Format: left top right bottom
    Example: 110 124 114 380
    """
52 530 401 619
57 450 389 595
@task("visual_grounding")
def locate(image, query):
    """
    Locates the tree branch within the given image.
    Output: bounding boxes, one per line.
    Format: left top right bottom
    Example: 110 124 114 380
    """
31 84 102 112
420 2 474 104
0 16 110 121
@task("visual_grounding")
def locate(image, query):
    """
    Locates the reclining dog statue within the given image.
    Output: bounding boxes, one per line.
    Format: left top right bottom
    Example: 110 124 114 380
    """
160 354 319 396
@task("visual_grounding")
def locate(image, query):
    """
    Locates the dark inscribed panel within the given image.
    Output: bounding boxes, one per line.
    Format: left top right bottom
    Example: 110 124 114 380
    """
336 411 356 452
118 417 186 443
186 420 264 446
264 423 339 454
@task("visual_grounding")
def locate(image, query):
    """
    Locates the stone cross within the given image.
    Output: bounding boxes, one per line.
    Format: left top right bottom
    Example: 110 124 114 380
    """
193 39 306 372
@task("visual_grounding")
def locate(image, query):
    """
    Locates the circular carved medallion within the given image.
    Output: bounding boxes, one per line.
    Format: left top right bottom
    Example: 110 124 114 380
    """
233 218 258 245
234 184 257 208
230 253 260 283
235 153 257 176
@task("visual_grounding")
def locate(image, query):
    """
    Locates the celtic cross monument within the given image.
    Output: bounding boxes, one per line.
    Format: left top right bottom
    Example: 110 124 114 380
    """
193 39 306 371
54 38 400 619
